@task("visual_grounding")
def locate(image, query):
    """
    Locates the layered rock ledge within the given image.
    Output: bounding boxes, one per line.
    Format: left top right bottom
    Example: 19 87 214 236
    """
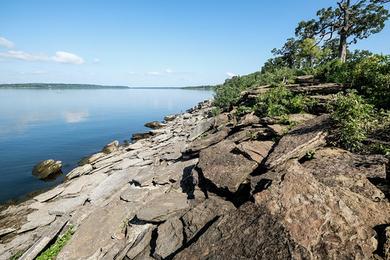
1 94 390 259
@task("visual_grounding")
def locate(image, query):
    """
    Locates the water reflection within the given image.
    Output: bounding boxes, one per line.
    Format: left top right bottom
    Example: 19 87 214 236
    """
64 111 89 123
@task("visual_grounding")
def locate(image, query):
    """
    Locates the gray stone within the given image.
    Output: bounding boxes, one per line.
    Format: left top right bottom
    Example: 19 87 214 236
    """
65 164 93 180
33 186 65 202
18 210 56 233
156 217 183 258
188 118 214 141
183 128 230 154
137 191 190 222
145 121 166 129
0 227 16 237
79 152 105 166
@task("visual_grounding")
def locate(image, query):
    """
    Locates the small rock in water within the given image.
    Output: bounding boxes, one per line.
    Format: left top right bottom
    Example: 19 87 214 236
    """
164 114 176 122
144 121 165 129
102 140 119 154
32 159 62 179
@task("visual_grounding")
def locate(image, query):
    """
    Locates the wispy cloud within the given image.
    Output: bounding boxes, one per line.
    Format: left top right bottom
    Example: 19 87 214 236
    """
52 51 84 64
147 71 163 76
0 50 85 64
0 37 14 49
226 72 237 78
93 58 100 63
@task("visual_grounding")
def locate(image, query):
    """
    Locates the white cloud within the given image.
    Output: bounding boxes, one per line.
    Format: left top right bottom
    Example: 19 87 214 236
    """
0 50 84 64
0 50 48 61
93 58 100 63
226 72 237 78
147 71 162 76
52 51 84 64
165 68 173 73
0 37 14 49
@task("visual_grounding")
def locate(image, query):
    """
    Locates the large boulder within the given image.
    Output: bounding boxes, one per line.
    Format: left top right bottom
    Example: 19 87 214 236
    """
197 140 258 193
236 140 274 164
288 82 343 95
254 156 390 259
32 159 62 179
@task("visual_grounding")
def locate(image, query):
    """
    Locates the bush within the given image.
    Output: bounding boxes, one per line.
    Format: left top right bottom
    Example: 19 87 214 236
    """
315 59 352 84
329 90 374 152
254 85 309 117
351 55 390 109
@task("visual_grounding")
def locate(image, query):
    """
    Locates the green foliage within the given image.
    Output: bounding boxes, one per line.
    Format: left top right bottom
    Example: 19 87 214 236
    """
11 251 24 260
254 86 308 117
329 91 375 152
211 107 221 117
235 105 253 117
315 59 352 83
351 54 390 109
36 226 74 260
303 150 316 161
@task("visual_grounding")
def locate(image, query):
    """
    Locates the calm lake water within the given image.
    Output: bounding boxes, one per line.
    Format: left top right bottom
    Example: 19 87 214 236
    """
0 88 213 204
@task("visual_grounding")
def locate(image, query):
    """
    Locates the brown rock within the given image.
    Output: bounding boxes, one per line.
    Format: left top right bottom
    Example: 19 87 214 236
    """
237 112 260 127
32 159 62 179
254 159 390 259
236 140 274 164
102 140 119 154
183 128 230 154
175 202 307 259
198 140 258 193
265 114 330 169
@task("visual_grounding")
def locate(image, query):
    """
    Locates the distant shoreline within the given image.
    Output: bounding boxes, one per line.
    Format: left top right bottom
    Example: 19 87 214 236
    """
0 83 215 90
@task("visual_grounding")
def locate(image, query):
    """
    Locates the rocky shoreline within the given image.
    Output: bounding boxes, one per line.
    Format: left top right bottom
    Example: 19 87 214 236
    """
1 88 390 259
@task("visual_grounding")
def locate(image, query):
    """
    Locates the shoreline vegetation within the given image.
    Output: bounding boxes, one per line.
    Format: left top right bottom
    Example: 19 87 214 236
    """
0 83 214 90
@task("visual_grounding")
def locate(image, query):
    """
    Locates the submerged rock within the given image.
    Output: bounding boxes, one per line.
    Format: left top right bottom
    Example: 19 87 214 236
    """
32 159 62 179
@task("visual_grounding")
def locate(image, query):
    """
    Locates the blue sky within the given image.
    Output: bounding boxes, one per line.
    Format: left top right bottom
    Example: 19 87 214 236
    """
0 0 389 87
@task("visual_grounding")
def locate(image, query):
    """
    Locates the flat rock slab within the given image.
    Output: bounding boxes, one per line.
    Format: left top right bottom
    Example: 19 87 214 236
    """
65 164 92 180
236 140 274 164
198 140 258 193
18 210 56 233
156 217 184 258
0 227 16 237
58 200 137 260
265 114 330 169
89 168 140 203
188 118 214 141
181 196 235 241
137 191 190 222
183 128 230 154
175 202 302 259
33 186 65 202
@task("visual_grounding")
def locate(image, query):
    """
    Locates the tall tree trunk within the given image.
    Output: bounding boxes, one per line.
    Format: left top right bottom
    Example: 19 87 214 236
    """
338 0 350 63
339 33 348 63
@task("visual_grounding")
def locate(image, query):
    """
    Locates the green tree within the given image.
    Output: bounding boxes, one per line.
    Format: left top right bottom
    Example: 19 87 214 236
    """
295 0 389 62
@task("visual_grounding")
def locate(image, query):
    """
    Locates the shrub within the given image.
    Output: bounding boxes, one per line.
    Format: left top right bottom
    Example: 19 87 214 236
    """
254 85 308 117
315 59 352 84
329 90 374 152
351 55 390 109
